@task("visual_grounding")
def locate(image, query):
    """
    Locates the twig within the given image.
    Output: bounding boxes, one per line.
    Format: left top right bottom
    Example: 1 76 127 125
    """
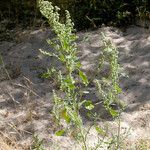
7 91 20 104
13 83 42 98
0 131 16 145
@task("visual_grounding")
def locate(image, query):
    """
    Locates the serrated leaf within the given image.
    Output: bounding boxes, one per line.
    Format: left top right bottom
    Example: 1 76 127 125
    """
55 130 65 136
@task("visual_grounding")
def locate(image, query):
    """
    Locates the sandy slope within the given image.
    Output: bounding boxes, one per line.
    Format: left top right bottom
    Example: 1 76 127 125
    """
0 25 150 149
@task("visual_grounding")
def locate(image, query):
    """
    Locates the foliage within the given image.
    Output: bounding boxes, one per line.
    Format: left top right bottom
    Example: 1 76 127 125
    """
38 1 89 149
94 33 124 117
0 0 39 27
0 0 149 31
38 0 125 149
72 0 149 29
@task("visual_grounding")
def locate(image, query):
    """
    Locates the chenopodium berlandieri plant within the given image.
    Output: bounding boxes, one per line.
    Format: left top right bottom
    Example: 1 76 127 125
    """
95 32 124 117
38 0 89 136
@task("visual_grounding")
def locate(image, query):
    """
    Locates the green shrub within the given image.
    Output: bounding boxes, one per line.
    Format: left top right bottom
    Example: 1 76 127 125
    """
1 0 149 31
72 0 149 29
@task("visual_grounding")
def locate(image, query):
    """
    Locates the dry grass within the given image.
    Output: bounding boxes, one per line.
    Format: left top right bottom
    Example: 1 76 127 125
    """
135 139 150 150
124 139 150 150
0 136 18 150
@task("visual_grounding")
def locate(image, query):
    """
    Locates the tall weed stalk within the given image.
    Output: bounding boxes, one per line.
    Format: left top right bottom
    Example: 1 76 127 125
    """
38 0 89 149
95 33 124 117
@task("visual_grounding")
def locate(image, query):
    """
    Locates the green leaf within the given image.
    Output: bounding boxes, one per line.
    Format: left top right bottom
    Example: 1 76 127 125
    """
109 108 119 117
41 68 56 79
95 126 106 136
59 54 65 62
84 100 94 110
79 70 89 85
64 77 75 90
61 109 71 123
114 84 122 93
55 130 65 136
76 62 81 68
41 73 49 78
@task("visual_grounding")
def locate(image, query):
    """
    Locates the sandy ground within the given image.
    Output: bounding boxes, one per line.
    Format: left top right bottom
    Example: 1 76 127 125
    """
0 25 150 149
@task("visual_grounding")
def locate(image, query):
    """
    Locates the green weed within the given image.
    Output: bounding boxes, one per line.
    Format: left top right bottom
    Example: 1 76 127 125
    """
38 1 89 148
95 33 125 117
38 1 125 149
